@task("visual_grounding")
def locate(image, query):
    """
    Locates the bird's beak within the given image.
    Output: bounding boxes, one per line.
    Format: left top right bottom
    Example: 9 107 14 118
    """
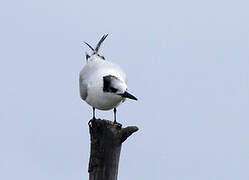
119 91 138 101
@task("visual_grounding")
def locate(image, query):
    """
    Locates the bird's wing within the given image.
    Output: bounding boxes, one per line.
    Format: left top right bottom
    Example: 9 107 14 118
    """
79 62 97 100
79 74 88 100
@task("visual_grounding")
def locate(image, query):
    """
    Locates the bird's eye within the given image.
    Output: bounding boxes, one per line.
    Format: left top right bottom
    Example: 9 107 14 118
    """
110 87 117 93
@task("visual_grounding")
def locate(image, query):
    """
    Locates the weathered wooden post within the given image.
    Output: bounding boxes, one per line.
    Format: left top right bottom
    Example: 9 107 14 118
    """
88 119 138 180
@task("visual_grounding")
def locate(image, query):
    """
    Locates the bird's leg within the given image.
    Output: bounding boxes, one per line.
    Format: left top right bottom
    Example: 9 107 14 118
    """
93 107 96 120
88 107 96 126
113 108 122 127
114 108 117 124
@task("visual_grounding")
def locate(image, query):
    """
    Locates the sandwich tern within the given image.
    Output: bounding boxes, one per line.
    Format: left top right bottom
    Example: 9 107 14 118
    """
79 34 137 123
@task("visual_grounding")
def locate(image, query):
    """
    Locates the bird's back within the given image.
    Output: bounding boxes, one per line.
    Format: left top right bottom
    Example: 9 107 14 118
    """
80 57 126 84
79 57 126 103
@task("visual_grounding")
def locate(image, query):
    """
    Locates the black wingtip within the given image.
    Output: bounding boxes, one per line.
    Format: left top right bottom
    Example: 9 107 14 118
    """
85 52 90 61
95 34 109 53
84 41 95 52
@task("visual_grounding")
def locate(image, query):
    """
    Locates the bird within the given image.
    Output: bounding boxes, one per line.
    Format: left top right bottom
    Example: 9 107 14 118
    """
79 34 137 123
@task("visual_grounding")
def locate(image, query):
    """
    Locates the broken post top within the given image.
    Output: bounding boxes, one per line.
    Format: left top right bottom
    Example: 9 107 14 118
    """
88 119 138 144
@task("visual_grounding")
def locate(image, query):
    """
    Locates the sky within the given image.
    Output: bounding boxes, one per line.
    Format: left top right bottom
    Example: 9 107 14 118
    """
0 0 249 179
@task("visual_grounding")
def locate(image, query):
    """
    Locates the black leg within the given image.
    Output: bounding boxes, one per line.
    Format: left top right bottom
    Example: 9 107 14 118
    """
88 107 96 126
114 108 117 124
93 107 96 119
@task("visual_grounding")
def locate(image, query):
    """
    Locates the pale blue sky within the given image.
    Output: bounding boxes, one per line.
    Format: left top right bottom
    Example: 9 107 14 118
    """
1 0 249 180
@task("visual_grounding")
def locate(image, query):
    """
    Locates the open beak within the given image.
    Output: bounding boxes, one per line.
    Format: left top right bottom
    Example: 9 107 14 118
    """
119 91 138 101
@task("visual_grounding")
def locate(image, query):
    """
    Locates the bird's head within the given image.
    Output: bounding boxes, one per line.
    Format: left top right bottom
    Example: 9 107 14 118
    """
103 75 137 101
84 34 108 61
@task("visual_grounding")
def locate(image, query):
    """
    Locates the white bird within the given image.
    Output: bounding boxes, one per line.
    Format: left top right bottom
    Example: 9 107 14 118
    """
79 34 137 123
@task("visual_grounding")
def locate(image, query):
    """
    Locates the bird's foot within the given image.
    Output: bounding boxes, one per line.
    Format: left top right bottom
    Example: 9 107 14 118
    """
88 118 96 126
113 121 122 128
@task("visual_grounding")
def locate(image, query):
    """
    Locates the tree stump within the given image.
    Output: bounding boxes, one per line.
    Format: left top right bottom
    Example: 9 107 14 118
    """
88 119 138 180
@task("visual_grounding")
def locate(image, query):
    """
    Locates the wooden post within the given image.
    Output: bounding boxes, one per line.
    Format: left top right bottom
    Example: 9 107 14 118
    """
88 119 138 180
